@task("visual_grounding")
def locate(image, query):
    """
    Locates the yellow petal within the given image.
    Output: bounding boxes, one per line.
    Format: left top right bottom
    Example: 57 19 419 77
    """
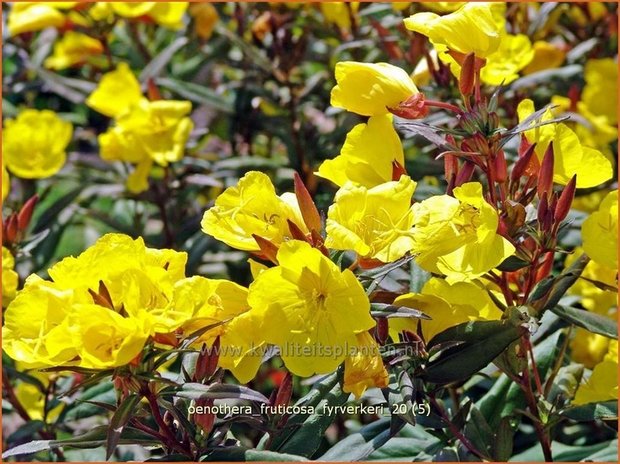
86 62 143 118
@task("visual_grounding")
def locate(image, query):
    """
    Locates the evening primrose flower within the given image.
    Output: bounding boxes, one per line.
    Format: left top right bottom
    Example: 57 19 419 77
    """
13 370 64 422
390 277 503 342
44 32 104 70
317 114 405 188
582 190 618 270
325 175 417 263
566 247 617 316
517 99 613 188
570 329 611 369
88 64 193 193
2 247 18 307
2 109 72 179
93 2 189 29
411 182 515 282
343 332 388 398
7 2 76 36
479 34 534 85
201 171 308 252
247 240 374 377
573 341 618 405
582 58 617 125
522 41 566 75
404 3 502 58
86 62 143 118
331 62 418 117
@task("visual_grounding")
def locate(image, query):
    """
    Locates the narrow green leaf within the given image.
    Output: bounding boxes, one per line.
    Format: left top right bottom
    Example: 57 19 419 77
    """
106 394 142 460
176 383 269 403
561 401 618 421
551 305 617 339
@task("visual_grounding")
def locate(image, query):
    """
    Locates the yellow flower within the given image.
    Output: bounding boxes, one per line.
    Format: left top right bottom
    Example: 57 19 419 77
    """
331 62 418 116
573 341 618 405
320 2 359 31
247 240 374 377
390 277 503 342
86 63 143 118
44 31 104 70
2 276 78 368
317 114 404 188
522 41 566 75
570 329 611 370
420 2 465 13
479 34 534 85
189 2 219 39
71 304 149 369
2 109 72 179
2 163 10 200
517 99 613 188
201 171 308 252
404 3 501 58
325 175 417 263
7 2 75 36
411 183 515 282
108 2 188 28
13 369 64 422
2 247 19 307
343 332 388 398
582 58 618 125
582 190 618 270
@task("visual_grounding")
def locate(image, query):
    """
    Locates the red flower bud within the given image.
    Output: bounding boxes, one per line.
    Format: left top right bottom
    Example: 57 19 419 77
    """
17 194 38 231
493 149 508 183
195 337 220 382
444 153 459 181
554 175 577 224
454 160 475 187
511 139 537 182
287 219 309 242
375 317 389 345
293 172 322 233
537 142 555 198
274 372 293 408
5 215 18 244
252 234 279 264
459 52 476 97
193 398 215 434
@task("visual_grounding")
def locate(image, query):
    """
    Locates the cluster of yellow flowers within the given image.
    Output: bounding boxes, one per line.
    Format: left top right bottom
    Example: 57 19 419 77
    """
86 63 193 193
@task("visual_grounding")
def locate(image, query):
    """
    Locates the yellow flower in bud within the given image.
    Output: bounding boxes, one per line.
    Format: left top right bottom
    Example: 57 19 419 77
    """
86 62 143 118
2 109 72 179
343 332 388 398
522 41 566 75
2 247 18 307
404 3 501 58
582 190 618 270
517 99 613 188
573 341 618 405
247 240 374 377
331 62 418 117
320 2 359 31
44 31 104 70
201 171 308 252
390 277 503 342
189 2 219 39
411 183 515 282
7 2 74 36
317 114 404 188
325 175 417 263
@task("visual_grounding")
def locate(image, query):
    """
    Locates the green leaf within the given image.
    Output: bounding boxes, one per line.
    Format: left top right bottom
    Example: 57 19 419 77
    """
318 418 404 461
269 371 348 457
176 383 269 403
106 394 142 460
492 416 514 461
561 401 618 422
497 255 529 272
203 448 309 461
463 407 494 459
140 37 189 82
425 320 523 384
63 380 116 421
528 254 590 311
551 305 617 339
32 186 84 233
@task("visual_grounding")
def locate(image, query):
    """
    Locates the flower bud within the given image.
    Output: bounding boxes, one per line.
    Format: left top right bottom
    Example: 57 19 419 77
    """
287 219 309 242
511 139 537 182
5 215 18 244
17 194 38 231
554 174 577 224
444 153 459 181
459 52 476 97
293 172 322 232
537 142 555 199
252 234 279 264
274 372 293 408
193 398 215 434
195 338 220 382
493 149 508 182
375 317 389 345
454 160 475 187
